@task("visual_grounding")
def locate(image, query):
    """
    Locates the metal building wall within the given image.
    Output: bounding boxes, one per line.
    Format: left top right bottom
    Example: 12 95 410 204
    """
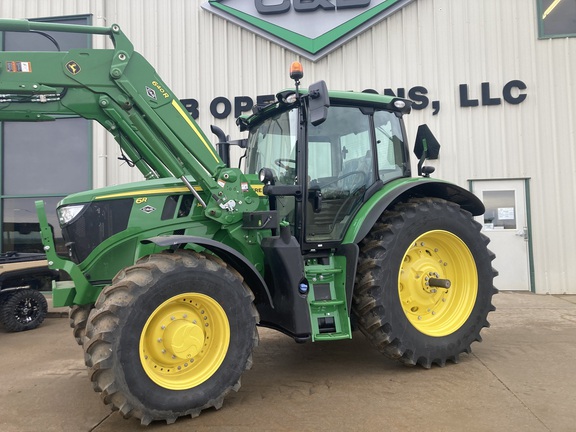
1 0 574 293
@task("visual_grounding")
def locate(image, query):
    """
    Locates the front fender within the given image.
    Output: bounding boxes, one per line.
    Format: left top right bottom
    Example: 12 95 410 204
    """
142 235 273 309
343 178 485 244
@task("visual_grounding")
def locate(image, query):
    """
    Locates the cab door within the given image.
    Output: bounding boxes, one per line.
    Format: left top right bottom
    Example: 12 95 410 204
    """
305 106 375 247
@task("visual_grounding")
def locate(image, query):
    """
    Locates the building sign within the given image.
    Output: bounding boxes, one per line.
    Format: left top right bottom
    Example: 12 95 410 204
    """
201 0 416 61
182 79 527 121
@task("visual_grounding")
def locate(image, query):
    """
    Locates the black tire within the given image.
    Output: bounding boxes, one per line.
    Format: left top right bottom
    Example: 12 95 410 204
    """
353 197 497 368
83 250 259 425
69 304 93 345
0 289 48 332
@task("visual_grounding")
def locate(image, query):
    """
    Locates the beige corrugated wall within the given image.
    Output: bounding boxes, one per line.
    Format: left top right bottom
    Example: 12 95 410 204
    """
1 0 575 293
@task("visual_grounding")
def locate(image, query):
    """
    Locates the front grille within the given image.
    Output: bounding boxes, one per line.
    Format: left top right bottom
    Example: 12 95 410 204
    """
61 198 133 263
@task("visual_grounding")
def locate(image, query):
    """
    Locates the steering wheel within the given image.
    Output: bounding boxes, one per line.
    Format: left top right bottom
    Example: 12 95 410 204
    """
322 170 367 190
275 158 296 170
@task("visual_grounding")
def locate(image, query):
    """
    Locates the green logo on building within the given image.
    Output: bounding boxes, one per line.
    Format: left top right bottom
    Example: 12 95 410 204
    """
202 0 415 61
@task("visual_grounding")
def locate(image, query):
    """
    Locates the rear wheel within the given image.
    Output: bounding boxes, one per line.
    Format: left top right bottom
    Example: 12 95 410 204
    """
83 250 259 425
353 197 497 367
0 288 48 332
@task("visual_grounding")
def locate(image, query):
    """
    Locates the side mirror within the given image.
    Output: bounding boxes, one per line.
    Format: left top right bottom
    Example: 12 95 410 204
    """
211 125 247 168
413 124 440 177
308 80 330 126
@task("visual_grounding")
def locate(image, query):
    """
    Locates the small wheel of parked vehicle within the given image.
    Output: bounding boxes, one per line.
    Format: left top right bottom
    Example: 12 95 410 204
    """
0 288 48 332
83 250 259 425
353 197 498 368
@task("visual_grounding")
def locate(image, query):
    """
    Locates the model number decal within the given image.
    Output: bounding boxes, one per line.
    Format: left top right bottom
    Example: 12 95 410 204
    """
135 197 148 204
151 81 170 99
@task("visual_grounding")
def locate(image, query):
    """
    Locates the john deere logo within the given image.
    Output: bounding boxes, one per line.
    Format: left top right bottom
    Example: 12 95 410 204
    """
201 0 415 61
65 61 81 75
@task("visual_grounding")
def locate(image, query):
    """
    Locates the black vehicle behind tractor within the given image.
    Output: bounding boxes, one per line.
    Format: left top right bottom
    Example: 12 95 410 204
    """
0 252 58 332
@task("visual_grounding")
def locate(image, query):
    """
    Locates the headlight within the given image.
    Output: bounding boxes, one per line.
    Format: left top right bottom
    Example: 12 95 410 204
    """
394 100 406 109
258 168 275 185
57 204 86 226
285 93 297 104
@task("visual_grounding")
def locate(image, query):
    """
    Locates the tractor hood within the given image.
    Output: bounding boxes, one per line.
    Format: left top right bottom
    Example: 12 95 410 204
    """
57 176 198 208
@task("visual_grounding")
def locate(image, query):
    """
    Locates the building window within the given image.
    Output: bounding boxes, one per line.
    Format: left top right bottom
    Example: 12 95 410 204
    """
1 15 92 253
537 0 576 38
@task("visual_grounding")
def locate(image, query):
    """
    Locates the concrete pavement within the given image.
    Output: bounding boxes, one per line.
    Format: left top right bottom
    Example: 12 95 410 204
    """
1 291 576 432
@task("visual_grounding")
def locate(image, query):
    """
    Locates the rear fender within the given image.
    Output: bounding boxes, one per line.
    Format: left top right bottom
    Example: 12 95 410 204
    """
344 178 485 244
142 235 273 310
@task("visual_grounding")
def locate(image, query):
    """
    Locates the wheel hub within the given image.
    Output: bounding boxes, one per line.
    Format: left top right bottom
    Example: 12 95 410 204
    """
398 230 478 337
16 298 38 323
163 319 204 359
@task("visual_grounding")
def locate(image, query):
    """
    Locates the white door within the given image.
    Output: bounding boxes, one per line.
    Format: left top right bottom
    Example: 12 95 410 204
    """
471 179 531 291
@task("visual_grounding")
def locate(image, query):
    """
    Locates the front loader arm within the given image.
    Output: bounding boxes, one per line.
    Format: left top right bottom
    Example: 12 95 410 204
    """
0 19 258 222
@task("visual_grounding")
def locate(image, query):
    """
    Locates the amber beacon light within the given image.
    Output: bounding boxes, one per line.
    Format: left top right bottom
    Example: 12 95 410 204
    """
290 61 304 81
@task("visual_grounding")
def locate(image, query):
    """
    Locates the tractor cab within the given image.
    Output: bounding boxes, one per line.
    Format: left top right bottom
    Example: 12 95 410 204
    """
242 63 412 250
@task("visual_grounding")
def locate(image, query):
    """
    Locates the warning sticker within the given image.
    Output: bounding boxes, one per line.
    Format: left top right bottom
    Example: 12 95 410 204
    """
6 61 32 73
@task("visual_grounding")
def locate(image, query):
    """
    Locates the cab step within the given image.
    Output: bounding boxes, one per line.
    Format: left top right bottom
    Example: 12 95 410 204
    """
305 256 352 341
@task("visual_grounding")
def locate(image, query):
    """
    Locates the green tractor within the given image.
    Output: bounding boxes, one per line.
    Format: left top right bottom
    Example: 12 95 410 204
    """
0 20 496 425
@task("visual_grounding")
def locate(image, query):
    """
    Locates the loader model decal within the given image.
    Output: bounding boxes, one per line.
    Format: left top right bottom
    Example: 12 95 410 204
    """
152 81 170 99
201 0 416 61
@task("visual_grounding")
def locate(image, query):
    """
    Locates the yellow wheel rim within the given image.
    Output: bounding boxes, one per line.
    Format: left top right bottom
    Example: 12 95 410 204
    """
398 230 477 337
139 293 230 390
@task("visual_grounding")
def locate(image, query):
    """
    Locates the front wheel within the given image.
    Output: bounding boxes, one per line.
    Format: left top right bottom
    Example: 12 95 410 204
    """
69 304 93 345
353 197 497 368
83 250 259 425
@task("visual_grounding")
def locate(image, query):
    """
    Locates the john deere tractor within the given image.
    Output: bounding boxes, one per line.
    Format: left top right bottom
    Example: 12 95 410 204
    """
0 20 496 425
